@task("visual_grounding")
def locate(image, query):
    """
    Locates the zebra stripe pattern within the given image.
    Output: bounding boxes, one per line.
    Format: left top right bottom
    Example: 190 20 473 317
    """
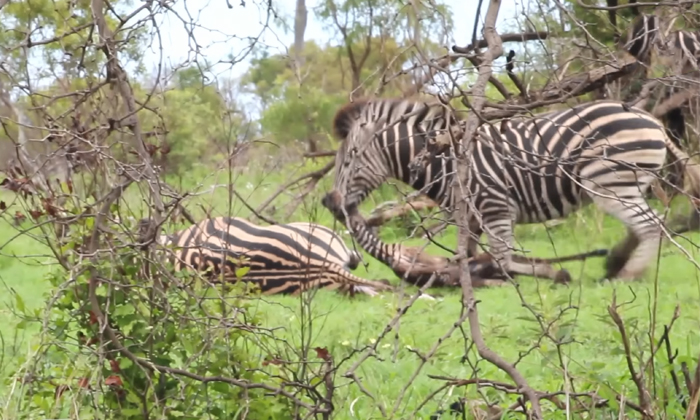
322 98 700 282
139 216 393 296
623 14 660 61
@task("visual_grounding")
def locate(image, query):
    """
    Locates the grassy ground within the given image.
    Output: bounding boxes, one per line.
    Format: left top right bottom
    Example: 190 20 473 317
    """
1 160 699 418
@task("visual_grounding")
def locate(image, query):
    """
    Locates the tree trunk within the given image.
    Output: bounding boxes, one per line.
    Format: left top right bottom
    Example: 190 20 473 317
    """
294 0 307 68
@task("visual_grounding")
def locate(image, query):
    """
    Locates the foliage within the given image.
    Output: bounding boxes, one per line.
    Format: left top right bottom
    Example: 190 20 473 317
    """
1 0 700 418
3 207 294 419
0 0 147 78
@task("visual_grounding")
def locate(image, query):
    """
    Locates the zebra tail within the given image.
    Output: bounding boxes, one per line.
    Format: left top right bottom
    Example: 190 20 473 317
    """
330 264 395 292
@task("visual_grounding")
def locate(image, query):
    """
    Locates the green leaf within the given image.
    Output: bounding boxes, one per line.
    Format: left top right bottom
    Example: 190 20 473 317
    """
14 293 25 313
114 304 136 317
235 266 250 279
590 361 606 370
210 382 230 394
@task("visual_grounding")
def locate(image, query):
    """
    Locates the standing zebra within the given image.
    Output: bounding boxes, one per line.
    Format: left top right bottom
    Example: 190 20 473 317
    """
137 216 393 296
322 98 700 283
623 13 700 193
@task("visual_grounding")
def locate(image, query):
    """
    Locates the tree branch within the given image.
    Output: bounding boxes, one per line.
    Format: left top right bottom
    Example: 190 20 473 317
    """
90 0 165 227
452 0 544 417
452 31 549 54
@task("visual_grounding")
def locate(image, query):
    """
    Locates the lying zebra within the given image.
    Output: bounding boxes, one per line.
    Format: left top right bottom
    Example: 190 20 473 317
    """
135 216 395 296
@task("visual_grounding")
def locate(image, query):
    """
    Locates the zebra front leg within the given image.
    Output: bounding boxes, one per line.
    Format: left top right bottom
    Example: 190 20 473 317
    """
479 218 572 284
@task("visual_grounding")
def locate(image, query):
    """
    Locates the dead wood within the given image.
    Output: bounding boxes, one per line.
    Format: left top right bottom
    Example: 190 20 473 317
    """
479 54 641 121
366 196 439 227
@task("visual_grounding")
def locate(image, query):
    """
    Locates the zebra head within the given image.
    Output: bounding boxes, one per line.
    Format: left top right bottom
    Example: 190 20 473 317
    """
322 103 390 223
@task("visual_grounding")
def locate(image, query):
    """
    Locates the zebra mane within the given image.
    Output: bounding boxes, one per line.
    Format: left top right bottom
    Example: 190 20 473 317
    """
332 97 450 140
332 98 372 139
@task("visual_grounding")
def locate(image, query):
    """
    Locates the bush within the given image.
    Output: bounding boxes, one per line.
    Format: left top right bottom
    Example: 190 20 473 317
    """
2 213 296 419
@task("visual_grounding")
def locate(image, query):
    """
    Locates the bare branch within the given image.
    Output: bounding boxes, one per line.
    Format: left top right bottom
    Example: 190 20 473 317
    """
452 31 549 54
452 0 544 417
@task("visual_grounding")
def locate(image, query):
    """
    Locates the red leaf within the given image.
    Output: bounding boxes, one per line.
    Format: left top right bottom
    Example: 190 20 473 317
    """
88 311 98 325
28 209 43 220
145 143 159 156
66 179 73 194
13 212 26 222
109 359 121 373
77 377 90 388
263 357 283 367
105 375 123 387
42 198 60 217
314 347 330 361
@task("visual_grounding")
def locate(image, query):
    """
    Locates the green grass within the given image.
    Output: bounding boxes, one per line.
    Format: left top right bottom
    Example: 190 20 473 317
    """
1 162 699 418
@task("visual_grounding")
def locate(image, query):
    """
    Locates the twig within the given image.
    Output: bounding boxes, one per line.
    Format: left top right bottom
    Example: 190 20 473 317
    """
255 161 333 215
685 352 700 420
607 291 653 418
663 325 686 409
505 50 529 100
304 150 336 158
231 188 278 225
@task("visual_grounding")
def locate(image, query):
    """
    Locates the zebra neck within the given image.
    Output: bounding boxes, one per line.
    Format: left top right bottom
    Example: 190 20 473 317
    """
347 219 401 267
406 153 456 211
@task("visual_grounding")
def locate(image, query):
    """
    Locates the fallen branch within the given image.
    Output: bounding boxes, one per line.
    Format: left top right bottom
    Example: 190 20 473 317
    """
366 196 438 227
428 375 610 413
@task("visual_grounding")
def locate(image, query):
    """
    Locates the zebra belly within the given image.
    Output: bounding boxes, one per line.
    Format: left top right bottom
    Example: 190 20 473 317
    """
469 164 584 225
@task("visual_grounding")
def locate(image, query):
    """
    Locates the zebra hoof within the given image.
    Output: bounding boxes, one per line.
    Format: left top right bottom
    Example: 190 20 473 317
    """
604 255 628 280
554 269 572 285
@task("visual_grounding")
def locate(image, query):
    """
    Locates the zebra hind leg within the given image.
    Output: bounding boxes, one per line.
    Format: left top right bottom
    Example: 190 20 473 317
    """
586 184 663 282
602 228 640 281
